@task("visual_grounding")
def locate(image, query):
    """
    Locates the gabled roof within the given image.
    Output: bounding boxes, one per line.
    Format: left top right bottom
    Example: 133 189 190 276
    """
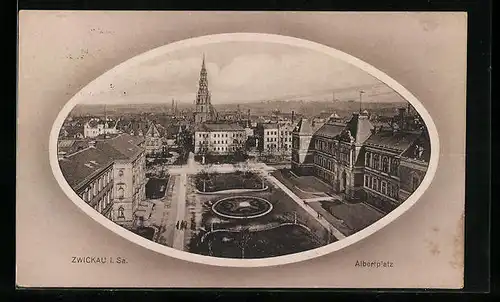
145 122 161 137
346 114 374 144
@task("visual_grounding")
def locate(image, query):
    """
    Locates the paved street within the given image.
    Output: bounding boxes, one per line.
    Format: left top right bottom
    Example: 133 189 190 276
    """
172 173 188 250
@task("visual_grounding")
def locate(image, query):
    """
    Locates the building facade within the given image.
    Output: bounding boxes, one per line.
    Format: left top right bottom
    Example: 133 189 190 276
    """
60 133 147 227
194 123 246 155
144 122 165 155
310 113 373 198
59 145 115 220
292 108 430 214
83 118 119 138
291 118 319 175
277 121 295 154
257 123 279 154
95 134 147 226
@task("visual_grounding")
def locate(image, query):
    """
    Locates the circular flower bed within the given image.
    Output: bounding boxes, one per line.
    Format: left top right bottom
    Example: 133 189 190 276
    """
212 196 273 219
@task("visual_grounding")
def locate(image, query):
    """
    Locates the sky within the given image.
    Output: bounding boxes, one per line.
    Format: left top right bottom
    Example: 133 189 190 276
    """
80 41 405 105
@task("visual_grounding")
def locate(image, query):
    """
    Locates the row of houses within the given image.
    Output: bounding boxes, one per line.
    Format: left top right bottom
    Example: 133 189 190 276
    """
61 116 189 156
58 133 147 226
291 107 430 214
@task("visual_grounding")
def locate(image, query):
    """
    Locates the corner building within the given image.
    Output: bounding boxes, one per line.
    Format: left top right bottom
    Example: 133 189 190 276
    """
292 108 430 214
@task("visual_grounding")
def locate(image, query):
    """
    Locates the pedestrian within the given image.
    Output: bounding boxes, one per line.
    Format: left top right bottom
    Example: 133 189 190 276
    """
175 221 179 229
183 220 187 230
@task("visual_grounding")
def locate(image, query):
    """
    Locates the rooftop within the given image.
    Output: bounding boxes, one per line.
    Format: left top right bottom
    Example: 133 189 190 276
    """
293 118 315 135
197 123 246 132
314 122 346 139
365 129 423 153
59 147 114 190
95 133 144 161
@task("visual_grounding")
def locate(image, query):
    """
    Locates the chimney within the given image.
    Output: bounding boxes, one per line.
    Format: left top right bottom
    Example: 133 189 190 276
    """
398 107 406 130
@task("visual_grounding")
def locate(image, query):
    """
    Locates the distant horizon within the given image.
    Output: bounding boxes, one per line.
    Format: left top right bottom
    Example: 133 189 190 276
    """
73 95 408 108
74 41 408 105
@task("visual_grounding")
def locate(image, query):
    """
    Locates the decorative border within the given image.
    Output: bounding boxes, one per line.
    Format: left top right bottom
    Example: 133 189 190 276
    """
49 33 440 268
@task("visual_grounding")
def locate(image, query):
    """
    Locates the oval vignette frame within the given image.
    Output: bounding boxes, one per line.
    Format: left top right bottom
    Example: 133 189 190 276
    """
49 33 440 268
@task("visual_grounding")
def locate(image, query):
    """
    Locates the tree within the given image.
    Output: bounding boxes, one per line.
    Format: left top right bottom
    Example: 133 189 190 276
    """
177 129 194 153
197 169 211 192
236 227 252 259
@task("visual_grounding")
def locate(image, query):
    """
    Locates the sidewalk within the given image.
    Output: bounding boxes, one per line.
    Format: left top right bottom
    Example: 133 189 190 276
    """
172 173 188 251
261 172 346 240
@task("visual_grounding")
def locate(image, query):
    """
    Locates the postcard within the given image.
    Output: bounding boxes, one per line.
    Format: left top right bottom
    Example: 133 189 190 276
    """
16 11 466 288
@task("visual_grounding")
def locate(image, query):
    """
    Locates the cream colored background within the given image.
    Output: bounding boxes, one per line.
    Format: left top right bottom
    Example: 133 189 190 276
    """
16 11 466 288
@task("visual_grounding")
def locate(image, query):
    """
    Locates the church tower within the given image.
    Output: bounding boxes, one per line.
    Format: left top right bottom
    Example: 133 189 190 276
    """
194 54 214 124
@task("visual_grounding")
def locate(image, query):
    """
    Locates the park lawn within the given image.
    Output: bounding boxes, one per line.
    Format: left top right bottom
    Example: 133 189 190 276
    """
145 177 169 199
189 224 322 259
318 200 384 233
195 171 263 192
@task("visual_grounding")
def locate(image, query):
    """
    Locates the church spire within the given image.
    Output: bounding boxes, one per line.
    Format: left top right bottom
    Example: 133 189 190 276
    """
196 54 210 105
194 53 214 124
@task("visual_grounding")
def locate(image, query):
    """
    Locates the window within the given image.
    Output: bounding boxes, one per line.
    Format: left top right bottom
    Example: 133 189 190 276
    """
373 178 379 191
390 159 399 175
118 169 124 177
118 187 125 199
365 152 371 166
364 175 369 187
373 154 380 170
118 206 125 219
382 156 389 173
381 181 388 195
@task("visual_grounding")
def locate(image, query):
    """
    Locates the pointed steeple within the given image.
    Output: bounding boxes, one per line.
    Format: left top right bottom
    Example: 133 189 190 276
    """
194 53 214 123
196 54 210 104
